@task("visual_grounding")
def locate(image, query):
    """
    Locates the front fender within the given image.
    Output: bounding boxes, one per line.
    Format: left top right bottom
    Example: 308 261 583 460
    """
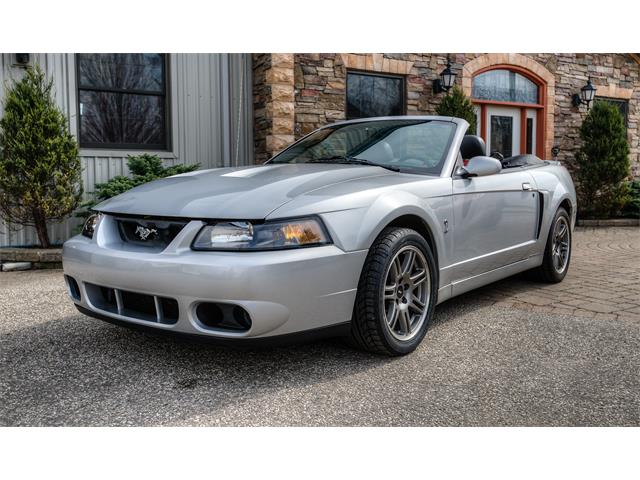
320 189 449 263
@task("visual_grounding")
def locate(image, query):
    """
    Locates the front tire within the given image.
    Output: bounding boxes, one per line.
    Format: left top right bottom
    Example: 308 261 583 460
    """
531 207 572 283
351 227 438 356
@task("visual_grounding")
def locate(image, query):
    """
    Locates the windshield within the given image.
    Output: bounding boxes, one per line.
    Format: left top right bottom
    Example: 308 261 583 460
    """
269 119 456 175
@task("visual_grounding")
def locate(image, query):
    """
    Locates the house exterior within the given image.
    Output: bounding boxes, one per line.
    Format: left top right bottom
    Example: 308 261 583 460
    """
0 52 638 247
253 53 640 179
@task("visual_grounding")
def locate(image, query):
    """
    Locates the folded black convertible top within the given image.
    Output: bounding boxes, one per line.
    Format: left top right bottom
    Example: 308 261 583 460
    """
502 154 545 168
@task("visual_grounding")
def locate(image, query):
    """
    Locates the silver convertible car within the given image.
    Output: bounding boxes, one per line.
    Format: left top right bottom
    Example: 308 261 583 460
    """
63 116 576 355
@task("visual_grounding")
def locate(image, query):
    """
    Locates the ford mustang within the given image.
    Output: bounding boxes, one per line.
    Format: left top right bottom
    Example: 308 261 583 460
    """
63 116 576 355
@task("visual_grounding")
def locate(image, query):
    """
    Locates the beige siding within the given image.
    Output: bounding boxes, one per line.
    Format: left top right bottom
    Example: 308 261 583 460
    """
0 53 253 247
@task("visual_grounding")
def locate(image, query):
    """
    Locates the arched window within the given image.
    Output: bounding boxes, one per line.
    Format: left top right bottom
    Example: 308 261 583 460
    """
469 66 546 158
473 69 539 104
463 54 554 160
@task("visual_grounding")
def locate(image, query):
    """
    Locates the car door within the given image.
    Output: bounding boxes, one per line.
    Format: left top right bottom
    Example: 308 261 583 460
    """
450 169 540 282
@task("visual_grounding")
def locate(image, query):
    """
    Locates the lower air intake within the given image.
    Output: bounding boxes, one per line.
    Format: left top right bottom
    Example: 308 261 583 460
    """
195 302 252 332
84 282 179 325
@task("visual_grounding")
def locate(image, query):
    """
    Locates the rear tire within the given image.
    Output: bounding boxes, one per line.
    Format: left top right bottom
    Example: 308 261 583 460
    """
531 207 572 283
351 227 438 356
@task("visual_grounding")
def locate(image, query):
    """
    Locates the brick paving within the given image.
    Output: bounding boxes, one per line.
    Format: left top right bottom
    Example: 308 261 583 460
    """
471 227 640 323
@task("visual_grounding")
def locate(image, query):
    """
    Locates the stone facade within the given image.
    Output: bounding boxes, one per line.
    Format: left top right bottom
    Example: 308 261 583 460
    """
253 53 640 178
252 53 296 163
252 53 272 164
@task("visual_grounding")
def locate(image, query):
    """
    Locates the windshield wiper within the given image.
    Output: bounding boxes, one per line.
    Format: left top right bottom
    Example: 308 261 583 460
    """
309 155 400 172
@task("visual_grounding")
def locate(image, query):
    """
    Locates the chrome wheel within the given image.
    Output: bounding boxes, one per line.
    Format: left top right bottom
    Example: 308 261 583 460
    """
552 216 570 274
382 245 430 341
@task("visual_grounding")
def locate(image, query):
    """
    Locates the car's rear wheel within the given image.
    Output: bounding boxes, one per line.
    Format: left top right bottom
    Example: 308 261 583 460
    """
531 207 572 283
351 227 438 356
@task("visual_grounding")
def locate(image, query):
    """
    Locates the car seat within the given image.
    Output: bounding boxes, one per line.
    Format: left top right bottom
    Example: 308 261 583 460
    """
460 135 486 166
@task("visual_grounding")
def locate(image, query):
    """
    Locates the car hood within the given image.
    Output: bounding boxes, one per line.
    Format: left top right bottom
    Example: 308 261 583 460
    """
94 163 396 219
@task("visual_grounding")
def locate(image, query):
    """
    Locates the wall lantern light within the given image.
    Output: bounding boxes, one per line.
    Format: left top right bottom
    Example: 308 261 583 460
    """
433 55 457 94
572 77 597 110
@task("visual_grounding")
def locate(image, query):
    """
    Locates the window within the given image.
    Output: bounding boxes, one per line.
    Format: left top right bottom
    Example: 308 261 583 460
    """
76 54 169 150
525 117 534 154
597 97 629 129
473 69 539 104
346 71 405 119
490 115 513 158
271 119 456 176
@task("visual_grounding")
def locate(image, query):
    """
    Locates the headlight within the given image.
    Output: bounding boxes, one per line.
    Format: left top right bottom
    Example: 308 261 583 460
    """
82 213 102 239
191 217 331 251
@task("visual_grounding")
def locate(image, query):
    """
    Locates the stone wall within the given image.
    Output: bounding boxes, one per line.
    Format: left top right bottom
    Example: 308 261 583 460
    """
550 53 639 178
254 53 639 177
252 53 271 164
252 53 295 164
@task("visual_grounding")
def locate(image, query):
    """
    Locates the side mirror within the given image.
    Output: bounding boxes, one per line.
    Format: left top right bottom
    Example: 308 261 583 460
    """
456 156 502 178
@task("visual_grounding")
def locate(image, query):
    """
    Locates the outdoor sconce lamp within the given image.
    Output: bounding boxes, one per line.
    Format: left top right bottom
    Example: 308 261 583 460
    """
572 77 597 110
433 55 456 94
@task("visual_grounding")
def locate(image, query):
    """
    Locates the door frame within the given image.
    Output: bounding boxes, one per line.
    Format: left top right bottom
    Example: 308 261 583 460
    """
472 65 547 158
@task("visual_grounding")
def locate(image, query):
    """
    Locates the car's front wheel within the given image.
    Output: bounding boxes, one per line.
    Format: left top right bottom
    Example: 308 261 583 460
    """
351 227 438 356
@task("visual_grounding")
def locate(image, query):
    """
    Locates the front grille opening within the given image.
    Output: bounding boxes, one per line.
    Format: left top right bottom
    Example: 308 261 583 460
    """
65 275 81 301
160 297 179 322
121 290 157 321
84 282 179 325
85 283 118 314
100 287 118 309
116 218 187 251
195 302 252 332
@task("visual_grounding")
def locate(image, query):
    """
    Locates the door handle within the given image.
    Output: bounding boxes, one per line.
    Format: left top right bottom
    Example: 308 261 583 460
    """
522 182 533 191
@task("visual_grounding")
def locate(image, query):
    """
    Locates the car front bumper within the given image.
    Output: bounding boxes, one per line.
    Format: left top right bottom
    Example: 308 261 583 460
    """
63 218 368 339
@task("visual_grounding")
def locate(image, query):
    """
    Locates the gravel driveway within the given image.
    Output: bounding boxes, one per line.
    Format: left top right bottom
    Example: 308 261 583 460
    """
1 228 638 426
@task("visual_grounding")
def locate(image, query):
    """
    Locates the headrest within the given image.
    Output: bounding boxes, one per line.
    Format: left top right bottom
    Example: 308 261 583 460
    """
460 135 486 159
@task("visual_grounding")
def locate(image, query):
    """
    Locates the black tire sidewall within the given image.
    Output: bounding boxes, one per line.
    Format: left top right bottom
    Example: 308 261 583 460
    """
374 230 438 355
543 208 572 282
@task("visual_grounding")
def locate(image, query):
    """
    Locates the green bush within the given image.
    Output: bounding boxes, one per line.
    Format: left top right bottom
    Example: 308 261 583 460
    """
435 86 477 135
77 154 199 219
621 180 640 219
575 101 631 218
0 65 82 247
